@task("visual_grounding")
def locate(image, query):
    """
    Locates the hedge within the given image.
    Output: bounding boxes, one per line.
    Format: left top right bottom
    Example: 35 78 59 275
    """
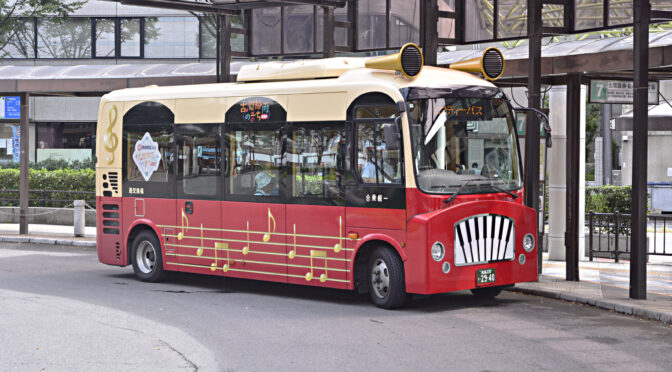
585 185 633 214
0 168 95 207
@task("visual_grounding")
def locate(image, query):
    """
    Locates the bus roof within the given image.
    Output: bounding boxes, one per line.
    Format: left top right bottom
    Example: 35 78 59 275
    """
101 64 496 103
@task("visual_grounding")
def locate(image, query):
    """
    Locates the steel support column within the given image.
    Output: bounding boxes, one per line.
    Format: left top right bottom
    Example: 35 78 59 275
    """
526 0 542 273
630 0 649 299
601 104 612 185
323 6 335 58
421 0 438 66
19 92 29 235
565 73 581 281
217 15 232 83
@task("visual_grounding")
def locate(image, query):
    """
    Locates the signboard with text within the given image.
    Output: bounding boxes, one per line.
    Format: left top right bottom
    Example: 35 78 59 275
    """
0 96 21 120
589 80 659 105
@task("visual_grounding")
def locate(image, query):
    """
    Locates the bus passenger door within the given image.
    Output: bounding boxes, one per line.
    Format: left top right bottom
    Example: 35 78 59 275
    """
285 123 347 289
222 126 287 283
174 124 222 273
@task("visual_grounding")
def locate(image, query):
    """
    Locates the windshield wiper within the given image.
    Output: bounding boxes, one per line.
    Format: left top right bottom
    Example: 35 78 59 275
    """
443 179 518 205
443 179 476 204
487 184 519 199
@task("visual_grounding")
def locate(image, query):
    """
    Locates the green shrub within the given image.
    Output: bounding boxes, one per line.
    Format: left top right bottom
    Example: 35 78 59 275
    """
0 168 95 207
585 185 632 214
0 157 95 171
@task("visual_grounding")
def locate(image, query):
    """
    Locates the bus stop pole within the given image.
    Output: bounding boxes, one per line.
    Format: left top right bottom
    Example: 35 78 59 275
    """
19 92 29 235
630 0 649 299
526 0 542 274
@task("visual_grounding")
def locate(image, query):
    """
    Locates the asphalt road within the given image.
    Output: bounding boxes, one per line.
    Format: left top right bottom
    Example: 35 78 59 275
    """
1 243 671 372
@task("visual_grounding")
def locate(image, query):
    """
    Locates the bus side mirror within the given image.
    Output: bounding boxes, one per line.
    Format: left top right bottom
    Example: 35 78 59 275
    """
515 107 552 148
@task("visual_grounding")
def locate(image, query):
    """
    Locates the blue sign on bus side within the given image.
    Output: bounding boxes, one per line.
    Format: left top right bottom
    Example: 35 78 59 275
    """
4 96 20 119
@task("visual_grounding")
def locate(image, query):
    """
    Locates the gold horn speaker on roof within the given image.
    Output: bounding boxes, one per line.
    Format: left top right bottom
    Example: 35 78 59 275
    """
365 43 424 79
448 47 505 81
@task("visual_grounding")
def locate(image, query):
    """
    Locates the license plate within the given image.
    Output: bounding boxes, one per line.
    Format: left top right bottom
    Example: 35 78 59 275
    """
476 268 496 285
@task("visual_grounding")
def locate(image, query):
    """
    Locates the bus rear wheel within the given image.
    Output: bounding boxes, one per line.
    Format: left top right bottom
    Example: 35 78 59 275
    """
471 286 503 298
367 246 407 309
131 230 167 282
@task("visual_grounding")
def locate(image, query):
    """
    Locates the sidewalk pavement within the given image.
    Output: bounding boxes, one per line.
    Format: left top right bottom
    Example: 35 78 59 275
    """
510 256 672 325
0 223 96 247
1 224 670 324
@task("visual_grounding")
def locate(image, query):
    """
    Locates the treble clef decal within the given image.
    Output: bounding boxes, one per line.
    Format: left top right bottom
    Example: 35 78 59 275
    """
103 105 119 165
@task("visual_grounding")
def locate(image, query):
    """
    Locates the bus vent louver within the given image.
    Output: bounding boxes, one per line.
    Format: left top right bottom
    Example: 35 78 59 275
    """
107 172 119 193
454 214 514 266
101 203 120 235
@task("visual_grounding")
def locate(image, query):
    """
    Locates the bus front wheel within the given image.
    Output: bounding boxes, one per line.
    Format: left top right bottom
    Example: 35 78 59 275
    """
131 230 167 282
367 246 407 309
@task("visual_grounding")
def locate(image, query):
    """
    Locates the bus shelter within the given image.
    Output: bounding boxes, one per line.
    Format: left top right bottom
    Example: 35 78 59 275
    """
8 0 672 299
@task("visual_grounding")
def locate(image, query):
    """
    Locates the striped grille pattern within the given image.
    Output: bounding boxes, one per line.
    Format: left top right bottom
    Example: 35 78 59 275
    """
454 214 514 266
401 45 422 77
483 49 504 79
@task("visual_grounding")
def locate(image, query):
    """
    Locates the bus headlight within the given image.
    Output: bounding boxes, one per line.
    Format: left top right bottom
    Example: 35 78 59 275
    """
431 242 445 262
523 234 535 252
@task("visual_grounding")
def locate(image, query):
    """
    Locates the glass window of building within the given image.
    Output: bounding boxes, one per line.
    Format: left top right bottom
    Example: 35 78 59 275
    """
145 17 199 58
94 18 115 58
283 5 314 54
37 18 91 58
464 0 493 42
389 0 420 48
36 123 95 163
334 3 349 48
1 18 35 58
252 7 281 55
120 18 141 57
357 0 387 50
199 15 217 58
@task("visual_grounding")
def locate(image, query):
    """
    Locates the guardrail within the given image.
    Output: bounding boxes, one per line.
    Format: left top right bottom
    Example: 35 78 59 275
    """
588 211 672 261
0 189 95 208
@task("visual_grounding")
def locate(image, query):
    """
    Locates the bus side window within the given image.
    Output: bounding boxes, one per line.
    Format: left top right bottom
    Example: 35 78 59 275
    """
226 129 283 197
356 122 402 184
178 124 220 198
288 123 344 202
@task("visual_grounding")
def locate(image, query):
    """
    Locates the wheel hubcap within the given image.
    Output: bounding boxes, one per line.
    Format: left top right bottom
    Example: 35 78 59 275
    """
371 258 390 299
136 241 156 274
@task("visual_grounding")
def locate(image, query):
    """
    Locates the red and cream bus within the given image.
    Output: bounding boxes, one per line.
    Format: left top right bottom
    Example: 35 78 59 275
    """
95 44 538 308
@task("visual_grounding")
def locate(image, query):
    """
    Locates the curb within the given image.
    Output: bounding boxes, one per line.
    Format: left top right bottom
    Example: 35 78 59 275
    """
508 286 672 325
0 235 96 247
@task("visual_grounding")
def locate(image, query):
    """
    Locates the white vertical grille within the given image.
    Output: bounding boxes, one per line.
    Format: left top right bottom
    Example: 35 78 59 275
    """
454 214 515 266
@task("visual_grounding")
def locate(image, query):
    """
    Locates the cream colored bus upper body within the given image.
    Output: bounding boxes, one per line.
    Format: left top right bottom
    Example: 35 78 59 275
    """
96 61 497 194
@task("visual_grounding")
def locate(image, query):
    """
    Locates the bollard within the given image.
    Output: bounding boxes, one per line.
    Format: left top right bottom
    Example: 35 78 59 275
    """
73 200 85 237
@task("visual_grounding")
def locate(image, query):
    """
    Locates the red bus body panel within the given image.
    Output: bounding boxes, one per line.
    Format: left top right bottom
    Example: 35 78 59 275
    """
98 187 538 295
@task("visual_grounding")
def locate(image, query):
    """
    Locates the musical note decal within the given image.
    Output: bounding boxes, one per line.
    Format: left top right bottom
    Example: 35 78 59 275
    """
177 208 189 241
210 241 221 272
196 224 204 256
305 250 328 283
288 224 297 259
333 216 342 253
217 242 230 272
263 208 276 242
242 221 250 255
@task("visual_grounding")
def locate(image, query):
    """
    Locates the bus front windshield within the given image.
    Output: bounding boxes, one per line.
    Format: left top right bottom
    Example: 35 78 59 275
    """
408 93 521 195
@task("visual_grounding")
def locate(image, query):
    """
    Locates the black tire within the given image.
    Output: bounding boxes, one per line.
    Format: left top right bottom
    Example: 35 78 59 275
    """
131 230 167 282
367 246 407 309
471 286 503 298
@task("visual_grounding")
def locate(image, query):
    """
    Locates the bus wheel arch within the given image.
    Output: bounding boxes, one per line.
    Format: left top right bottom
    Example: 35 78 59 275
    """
126 223 161 265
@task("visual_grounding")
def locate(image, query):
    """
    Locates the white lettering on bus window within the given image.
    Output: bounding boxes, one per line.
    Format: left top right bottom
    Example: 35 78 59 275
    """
132 132 161 182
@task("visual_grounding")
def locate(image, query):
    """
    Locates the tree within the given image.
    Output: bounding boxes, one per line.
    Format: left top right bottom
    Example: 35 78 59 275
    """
0 0 85 58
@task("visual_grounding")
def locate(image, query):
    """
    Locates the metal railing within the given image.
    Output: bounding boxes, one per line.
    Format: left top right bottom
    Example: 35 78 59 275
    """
588 211 672 261
0 189 95 208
